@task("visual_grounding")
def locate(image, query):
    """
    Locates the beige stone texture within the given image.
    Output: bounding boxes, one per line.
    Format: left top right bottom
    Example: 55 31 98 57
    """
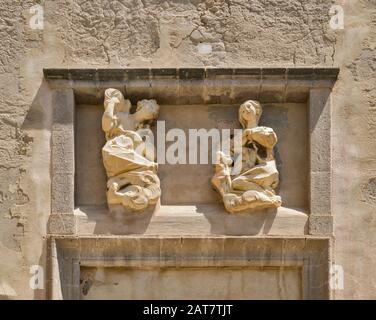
80 267 302 300
0 0 375 300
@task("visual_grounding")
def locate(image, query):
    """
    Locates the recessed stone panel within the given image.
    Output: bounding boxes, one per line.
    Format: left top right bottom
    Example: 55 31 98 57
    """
80 266 302 300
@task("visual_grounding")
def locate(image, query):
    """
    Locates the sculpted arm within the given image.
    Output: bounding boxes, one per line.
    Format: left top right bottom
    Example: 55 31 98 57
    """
244 127 277 148
102 100 117 135
244 127 277 160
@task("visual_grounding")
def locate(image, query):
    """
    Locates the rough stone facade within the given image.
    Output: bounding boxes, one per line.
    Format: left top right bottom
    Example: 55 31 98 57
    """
0 0 375 299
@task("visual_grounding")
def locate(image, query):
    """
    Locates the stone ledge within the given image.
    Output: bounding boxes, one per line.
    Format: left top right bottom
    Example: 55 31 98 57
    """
73 205 309 237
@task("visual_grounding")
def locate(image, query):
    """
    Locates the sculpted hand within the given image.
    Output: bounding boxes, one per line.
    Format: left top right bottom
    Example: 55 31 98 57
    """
242 129 254 145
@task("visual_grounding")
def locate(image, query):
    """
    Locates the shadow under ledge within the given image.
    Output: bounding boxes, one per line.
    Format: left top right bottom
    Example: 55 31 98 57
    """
74 204 308 236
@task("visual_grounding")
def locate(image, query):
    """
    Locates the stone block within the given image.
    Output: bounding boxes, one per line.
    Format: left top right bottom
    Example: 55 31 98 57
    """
48 214 76 234
309 215 333 235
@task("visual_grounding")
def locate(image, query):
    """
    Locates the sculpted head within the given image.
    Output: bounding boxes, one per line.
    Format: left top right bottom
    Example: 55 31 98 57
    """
104 88 131 113
239 100 262 128
135 99 160 122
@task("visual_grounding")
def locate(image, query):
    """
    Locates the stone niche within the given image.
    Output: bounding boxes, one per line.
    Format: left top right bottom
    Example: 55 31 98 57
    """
45 68 338 300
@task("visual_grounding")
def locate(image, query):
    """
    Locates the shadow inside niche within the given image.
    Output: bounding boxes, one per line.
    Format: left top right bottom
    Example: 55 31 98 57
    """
197 203 278 236
79 204 156 235
21 79 52 132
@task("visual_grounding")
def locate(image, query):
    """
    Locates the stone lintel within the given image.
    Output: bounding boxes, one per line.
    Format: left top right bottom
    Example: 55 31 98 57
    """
44 68 338 105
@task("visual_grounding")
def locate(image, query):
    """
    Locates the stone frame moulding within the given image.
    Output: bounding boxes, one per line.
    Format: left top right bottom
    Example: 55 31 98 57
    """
44 67 339 300
49 236 331 300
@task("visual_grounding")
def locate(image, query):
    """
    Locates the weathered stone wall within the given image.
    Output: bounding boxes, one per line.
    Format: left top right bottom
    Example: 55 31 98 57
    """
0 0 375 299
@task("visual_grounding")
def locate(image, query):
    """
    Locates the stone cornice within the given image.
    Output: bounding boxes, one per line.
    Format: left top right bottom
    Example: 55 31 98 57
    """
43 67 339 104
44 67 339 81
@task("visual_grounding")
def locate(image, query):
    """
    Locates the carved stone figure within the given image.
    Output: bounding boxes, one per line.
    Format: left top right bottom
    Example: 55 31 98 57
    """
212 100 282 213
102 88 161 213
